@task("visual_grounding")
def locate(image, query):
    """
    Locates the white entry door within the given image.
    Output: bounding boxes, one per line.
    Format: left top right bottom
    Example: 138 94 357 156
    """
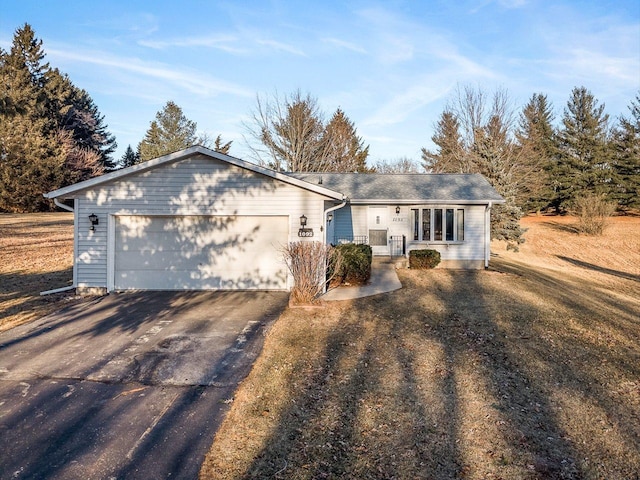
368 206 389 256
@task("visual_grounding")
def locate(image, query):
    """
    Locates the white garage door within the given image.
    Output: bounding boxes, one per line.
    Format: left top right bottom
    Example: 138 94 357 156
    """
114 215 289 290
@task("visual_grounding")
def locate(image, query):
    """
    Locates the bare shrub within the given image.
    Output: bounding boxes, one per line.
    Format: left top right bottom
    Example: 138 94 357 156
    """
282 241 341 304
572 193 616 235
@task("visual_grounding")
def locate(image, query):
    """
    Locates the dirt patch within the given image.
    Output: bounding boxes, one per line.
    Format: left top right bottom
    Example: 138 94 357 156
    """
200 216 640 479
0 213 80 331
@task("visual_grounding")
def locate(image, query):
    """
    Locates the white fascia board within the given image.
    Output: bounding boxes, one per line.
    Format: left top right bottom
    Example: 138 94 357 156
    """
44 145 344 201
349 198 506 205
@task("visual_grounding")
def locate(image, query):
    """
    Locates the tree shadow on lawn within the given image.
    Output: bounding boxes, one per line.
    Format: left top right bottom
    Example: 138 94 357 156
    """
556 255 640 282
236 262 639 479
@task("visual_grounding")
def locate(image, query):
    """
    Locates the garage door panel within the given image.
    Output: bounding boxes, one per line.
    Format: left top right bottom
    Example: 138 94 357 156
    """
114 216 289 290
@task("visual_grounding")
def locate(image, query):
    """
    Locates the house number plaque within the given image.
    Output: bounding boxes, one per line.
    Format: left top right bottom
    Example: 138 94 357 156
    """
298 228 314 237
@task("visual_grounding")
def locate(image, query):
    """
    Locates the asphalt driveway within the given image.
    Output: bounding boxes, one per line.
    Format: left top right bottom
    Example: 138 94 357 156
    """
0 291 289 479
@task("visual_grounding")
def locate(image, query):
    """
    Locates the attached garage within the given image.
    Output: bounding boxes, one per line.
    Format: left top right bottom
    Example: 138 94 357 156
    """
113 215 289 290
44 147 344 294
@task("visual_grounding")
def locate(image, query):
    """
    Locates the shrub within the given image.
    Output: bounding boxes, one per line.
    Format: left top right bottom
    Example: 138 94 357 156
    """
409 249 441 269
333 243 372 285
282 241 340 304
572 193 616 235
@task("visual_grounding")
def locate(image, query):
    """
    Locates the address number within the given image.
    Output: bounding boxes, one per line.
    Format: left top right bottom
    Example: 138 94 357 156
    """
298 228 314 237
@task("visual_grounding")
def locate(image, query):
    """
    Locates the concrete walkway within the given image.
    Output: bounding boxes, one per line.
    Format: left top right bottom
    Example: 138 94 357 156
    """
322 257 403 301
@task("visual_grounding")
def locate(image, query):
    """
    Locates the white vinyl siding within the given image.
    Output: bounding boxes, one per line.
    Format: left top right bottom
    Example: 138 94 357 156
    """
72 155 331 290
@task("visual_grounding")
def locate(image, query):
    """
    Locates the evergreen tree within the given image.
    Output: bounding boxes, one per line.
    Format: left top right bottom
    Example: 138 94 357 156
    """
45 68 117 172
119 145 140 169
0 24 65 212
420 86 526 249
212 134 232 155
0 24 116 211
515 93 556 212
552 87 612 211
421 111 466 173
611 93 640 210
138 101 198 161
323 108 370 172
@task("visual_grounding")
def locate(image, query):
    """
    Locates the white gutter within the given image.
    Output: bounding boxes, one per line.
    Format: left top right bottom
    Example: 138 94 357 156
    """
42 198 76 294
54 198 74 212
324 197 348 219
323 198 348 242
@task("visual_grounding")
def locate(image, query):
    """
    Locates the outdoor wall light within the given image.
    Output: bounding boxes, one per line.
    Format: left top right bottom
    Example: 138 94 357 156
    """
299 214 307 227
395 206 401 214
89 213 99 231
327 212 333 223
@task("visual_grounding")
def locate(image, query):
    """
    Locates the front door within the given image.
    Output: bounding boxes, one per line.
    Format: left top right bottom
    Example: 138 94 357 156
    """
368 206 389 256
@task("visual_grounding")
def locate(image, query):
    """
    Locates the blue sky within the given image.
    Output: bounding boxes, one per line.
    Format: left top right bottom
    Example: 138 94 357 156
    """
1 0 639 165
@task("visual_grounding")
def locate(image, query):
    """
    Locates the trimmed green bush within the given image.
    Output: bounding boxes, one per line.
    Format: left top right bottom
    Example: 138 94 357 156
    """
334 243 372 285
409 249 441 269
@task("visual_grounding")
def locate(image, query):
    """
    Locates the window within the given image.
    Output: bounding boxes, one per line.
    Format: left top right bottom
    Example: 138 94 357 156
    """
434 209 443 241
422 209 431 241
412 209 419 241
445 209 454 241
412 207 465 242
457 209 464 241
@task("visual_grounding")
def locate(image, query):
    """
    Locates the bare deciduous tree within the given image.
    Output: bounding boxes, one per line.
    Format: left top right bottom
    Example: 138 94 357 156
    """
245 91 369 172
373 157 421 173
246 91 329 171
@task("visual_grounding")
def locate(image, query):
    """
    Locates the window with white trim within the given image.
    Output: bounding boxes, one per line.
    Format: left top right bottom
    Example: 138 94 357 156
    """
412 207 465 242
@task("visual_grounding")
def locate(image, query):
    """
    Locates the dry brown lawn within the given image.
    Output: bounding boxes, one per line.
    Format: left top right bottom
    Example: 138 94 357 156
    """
200 215 640 480
0 213 77 332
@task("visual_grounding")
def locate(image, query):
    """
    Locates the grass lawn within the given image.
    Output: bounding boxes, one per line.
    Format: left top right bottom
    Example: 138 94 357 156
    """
200 215 640 479
0 213 78 332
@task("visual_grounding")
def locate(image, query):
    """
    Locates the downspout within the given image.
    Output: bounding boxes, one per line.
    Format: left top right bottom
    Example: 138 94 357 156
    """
41 197 76 295
485 201 493 269
323 197 348 245
322 197 348 294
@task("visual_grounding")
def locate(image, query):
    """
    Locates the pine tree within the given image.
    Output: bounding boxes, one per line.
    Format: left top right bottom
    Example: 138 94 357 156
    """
119 145 140 169
138 101 198 161
421 111 466 173
323 108 370 172
515 93 556 212
611 93 640 210
421 86 526 249
552 87 612 211
0 24 116 211
0 24 66 212
212 134 232 155
45 68 117 172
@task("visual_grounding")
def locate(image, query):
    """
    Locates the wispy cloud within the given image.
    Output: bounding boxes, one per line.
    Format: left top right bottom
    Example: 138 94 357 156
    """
256 39 306 56
363 81 453 127
48 48 253 97
138 34 246 54
322 37 367 54
469 0 528 14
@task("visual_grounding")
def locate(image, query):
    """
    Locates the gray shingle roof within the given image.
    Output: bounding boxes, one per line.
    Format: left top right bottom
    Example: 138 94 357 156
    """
289 173 505 204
